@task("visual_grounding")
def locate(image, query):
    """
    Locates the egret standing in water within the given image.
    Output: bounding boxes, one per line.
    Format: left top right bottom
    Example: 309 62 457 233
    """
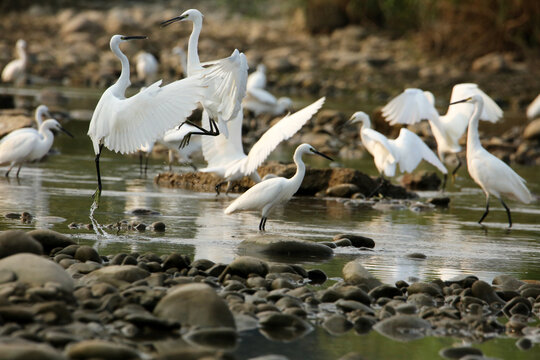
348 111 447 194
87 35 205 202
381 84 503 180
0 119 73 177
1 39 28 84
224 143 332 231
161 9 248 142
451 95 533 227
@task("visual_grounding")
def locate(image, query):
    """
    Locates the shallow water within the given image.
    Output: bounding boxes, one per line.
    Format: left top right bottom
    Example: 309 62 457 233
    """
0 114 539 359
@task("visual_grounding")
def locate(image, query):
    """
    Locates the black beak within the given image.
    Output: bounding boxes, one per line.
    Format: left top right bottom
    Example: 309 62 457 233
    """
60 127 74 138
312 149 333 161
449 97 471 106
121 36 147 41
160 15 186 27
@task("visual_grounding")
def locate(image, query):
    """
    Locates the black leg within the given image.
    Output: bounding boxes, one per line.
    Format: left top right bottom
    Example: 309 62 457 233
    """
5 164 14 177
259 217 267 231
441 174 447 192
139 152 143 175
144 154 149 175
93 144 104 200
451 155 462 182
478 196 490 224
368 176 385 198
215 181 225 196
500 198 512 228
179 118 220 148
15 164 22 178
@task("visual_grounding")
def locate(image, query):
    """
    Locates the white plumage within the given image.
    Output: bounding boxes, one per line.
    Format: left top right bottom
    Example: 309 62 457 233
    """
158 124 201 169
454 94 533 227
135 51 159 85
1 39 27 83
243 63 292 116
349 111 447 177
224 143 332 231
200 97 325 194
247 63 266 90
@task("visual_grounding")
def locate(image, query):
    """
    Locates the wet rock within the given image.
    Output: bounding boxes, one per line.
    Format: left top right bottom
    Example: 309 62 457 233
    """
407 293 436 308
130 208 160 215
0 230 44 258
162 253 190 271
373 315 431 342
407 282 443 297
154 283 235 329
0 253 73 292
258 312 313 341
471 280 505 306
0 342 66 360
333 238 352 247
492 275 526 291
79 265 150 287
239 237 333 259
307 269 327 284
184 326 237 350
368 285 402 300
342 260 382 290
515 337 533 351
326 183 359 197
401 171 441 190
336 299 374 314
225 256 269 278
406 253 427 259
520 286 540 299
427 197 450 207
322 314 353 335
439 346 483 359
0 268 16 283
74 245 101 263
333 234 375 248
151 221 166 232
65 339 142 359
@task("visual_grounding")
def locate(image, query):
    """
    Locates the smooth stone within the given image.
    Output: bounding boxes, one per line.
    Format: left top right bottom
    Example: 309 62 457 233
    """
427 197 450 207
226 256 269 278
66 262 102 275
74 245 101 263
238 237 333 259
319 241 337 248
407 293 436 308
0 305 34 322
326 183 360 197
335 299 374 314
342 260 382 290
65 339 141 359
184 327 237 350
0 268 16 283
162 253 190 271
0 342 66 360
333 234 375 248
258 312 313 341
373 315 431 342
0 253 73 292
337 286 371 305
396 303 418 315
27 229 76 254
406 253 427 259
0 230 43 258
307 269 327 284
333 238 352 247
407 282 443 297
368 285 402 300
130 208 160 215
439 346 483 359
191 258 215 271
471 280 505 305
492 275 526 291
521 287 540 298
322 314 353 335
151 221 166 232
515 337 533 351
154 283 235 329
79 265 150 287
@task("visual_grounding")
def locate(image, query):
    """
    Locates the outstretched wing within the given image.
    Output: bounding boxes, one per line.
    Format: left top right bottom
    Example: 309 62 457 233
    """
201 110 245 169
448 83 503 122
382 88 439 125
238 97 325 177
391 128 447 174
202 49 248 122
100 76 204 154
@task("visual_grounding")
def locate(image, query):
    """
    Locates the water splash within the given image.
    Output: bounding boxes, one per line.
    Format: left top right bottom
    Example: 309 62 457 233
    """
89 200 109 237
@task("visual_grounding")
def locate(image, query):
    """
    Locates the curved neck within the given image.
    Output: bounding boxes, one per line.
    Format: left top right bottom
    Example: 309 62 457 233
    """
17 46 27 62
467 101 483 153
291 150 306 184
111 42 131 95
35 110 44 127
361 118 371 130
186 19 203 74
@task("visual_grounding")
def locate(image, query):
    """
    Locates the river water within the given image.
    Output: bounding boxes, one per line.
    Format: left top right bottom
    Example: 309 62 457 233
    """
0 101 539 359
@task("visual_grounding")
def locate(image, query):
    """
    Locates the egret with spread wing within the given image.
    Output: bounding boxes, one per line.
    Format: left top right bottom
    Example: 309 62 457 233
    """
87 35 204 202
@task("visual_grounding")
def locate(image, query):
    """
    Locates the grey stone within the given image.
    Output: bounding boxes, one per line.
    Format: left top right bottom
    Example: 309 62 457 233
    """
0 230 43 258
342 260 382 290
65 339 141 359
471 280 505 305
74 245 101 263
79 265 150 287
0 342 66 360
184 327 237 350
407 282 443 297
439 346 483 359
239 237 333 259
373 315 431 342
226 256 269 278
27 229 76 254
333 234 375 248
322 314 353 335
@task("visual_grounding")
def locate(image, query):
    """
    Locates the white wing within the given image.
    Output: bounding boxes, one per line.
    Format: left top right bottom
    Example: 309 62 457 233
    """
361 128 397 176
382 88 439 125
391 128 447 174
237 97 325 177
448 83 503 122
201 49 248 122
201 110 245 169
161 124 198 143
88 75 204 155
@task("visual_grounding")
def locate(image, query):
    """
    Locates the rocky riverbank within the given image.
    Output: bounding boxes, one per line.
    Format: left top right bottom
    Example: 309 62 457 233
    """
0 228 538 359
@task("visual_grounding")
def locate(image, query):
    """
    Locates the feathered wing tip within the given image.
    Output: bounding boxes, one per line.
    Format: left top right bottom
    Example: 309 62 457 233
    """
382 88 439 125
509 173 534 204
450 83 503 122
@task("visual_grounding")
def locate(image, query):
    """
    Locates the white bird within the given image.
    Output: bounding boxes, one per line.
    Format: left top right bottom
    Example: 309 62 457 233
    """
247 63 266 90
0 119 72 177
137 141 154 175
158 124 201 170
135 51 159 85
34 105 51 128
348 111 447 194
526 93 540 119
161 9 248 141
172 46 188 78
243 63 292 116
201 97 325 194
87 35 205 201
1 39 28 84
451 95 533 228
224 143 332 231
381 84 503 178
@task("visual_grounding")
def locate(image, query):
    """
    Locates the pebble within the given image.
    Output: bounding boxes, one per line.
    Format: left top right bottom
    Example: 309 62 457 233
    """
439 346 483 359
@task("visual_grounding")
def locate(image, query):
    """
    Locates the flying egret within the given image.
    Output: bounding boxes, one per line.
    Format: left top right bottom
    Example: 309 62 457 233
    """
451 95 533 227
200 97 325 194
0 119 73 177
87 34 205 201
381 84 503 179
348 111 447 194
1 39 28 84
224 143 332 231
161 8 248 142
135 51 159 85
526 94 540 119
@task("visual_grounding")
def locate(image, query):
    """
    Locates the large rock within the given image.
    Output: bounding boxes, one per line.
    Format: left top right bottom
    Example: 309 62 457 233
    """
373 315 431 342
65 339 141 359
238 237 333 260
154 283 235 329
79 265 150 287
0 253 73 292
342 260 382 290
226 256 269 278
0 230 43 258
0 342 66 360
0 111 34 137
27 229 76 254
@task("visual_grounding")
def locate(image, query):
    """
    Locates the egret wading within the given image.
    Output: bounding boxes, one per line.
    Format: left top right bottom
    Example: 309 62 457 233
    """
348 111 447 196
87 35 205 203
0 119 73 177
1 39 27 84
161 9 248 145
224 143 333 231
451 95 533 227
381 84 503 184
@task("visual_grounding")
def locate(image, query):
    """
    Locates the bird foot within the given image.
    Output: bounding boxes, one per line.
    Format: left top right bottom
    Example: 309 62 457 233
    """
91 188 101 207
179 134 192 148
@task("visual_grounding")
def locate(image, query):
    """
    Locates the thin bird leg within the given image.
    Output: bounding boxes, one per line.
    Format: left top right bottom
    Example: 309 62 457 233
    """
478 195 490 224
499 198 512 228
15 164 22 178
139 152 143 175
215 181 225 196
451 155 462 182
224 181 233 195
93 144 104 202
144 154 149 175
5 164 15 177
368 175 385 198
441 174 447 192
179 118 220 148
259 217 267 231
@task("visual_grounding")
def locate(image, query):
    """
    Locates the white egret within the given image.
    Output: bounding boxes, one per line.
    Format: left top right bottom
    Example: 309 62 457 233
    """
137 141 154 175
158 124 201 170
87 35 205 201
161 9 248 142
1 39 28 84
224 143 332 231
348 111 447 194
135 51 159 85
201 97 325 194
381 84 503 179
0 119 73 177
172 46 188 78
526 94 540 119
34 105 51 128
450 95 533 228
247 63 266 90
243 63 292 116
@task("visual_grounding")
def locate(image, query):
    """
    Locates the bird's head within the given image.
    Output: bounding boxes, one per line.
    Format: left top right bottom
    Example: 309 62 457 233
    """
161 9 203 27
36 105 51 119
43 119 74 138
297 143 333 161
277 97 293 110
256 64 266 73
449 94 482 106
110 35 147 49
348 111 370 125
16 39 26 49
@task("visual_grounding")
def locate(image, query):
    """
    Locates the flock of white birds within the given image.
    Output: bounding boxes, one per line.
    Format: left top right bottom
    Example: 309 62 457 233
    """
0 8 537 230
